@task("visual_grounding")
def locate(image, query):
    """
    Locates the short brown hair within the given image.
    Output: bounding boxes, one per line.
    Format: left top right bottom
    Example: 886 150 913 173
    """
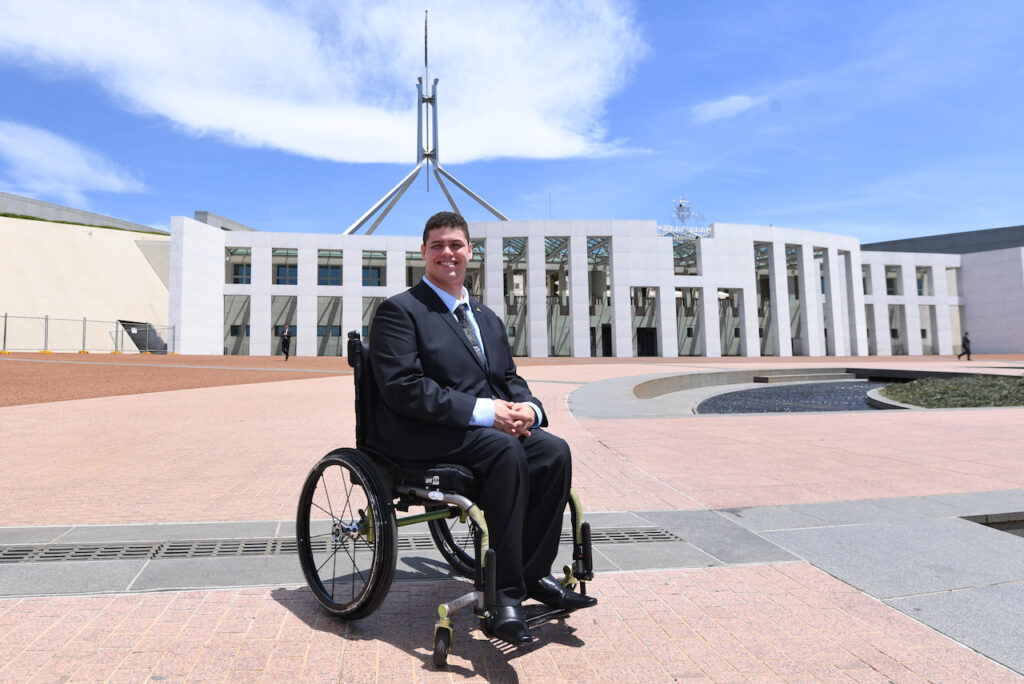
422 211 470 245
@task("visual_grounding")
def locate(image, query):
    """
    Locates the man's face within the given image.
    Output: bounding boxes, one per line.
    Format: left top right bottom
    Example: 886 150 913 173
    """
421 225 472 295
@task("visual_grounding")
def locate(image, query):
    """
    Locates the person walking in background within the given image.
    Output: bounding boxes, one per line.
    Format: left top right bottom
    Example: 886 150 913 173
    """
957 330 971 360
281 324 292 361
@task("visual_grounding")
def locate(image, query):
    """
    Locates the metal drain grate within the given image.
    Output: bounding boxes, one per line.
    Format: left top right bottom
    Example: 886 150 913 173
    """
0 527 680 564
0 543 160 563
585 527 682 545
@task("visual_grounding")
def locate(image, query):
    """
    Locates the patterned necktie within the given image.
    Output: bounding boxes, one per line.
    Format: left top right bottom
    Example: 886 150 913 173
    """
454 303 484 362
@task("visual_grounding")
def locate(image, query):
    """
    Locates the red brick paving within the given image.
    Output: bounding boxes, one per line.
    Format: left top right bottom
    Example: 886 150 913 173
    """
2 354 1023 681
1 566 1019 683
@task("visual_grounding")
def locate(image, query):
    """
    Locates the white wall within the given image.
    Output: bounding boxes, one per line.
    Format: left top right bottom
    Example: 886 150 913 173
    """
860 251 962 355
169 216 224 354
961 247 1024 354
0 216 169 351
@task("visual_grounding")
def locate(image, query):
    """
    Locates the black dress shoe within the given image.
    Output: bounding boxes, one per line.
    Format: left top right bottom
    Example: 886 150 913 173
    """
483 604 533 646
527 575 598 610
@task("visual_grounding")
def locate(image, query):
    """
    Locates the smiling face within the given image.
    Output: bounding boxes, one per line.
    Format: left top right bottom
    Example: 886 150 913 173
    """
421 224 473 298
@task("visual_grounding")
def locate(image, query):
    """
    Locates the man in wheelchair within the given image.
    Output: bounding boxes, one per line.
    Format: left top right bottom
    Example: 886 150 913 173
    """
366 211 596 646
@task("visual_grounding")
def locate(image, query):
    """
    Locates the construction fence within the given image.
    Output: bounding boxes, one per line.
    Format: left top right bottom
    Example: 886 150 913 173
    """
1 313 174 354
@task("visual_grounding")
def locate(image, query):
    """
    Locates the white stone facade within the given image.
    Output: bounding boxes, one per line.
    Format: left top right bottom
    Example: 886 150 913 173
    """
168 216 1018 358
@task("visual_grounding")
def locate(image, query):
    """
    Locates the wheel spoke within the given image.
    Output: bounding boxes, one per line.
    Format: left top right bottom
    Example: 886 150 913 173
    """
298 453 395 619
319 469 334 520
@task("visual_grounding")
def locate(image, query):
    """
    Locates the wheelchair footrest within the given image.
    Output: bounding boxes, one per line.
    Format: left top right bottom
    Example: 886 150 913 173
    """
522 603 579 627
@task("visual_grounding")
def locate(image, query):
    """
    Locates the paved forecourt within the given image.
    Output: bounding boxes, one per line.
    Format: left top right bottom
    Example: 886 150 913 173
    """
1 352 1023 681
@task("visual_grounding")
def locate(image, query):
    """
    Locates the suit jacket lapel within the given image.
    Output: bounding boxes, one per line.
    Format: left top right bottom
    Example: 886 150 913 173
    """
416 282 488 373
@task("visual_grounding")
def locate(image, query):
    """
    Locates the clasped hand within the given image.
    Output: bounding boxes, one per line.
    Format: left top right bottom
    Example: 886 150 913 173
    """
493 400 534 437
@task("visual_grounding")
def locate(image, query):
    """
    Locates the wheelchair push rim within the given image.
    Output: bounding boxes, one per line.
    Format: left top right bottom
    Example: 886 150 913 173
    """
296 448 397 619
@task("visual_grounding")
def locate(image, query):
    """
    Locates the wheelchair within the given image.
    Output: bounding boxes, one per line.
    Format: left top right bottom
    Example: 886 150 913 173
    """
296 331 595 667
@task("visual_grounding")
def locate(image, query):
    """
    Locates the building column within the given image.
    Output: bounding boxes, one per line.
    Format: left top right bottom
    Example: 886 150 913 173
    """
483 236 504 319
740 286 760 357
527 236 547 357
768 242 792 356
657 285 677 357
569 236 591 357
901 266 923 355
700 285 722 357
297 247 317 357
249 246 272 356
611 282 631 357
868 264 891 355
872 301 892 356
934 295 954 354
822 247 845 355
341 245 363 352
797 245 825 356
844 251 869 356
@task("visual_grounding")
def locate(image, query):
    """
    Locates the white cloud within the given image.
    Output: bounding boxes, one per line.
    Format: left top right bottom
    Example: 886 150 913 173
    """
691 94 767 124
0 0 647 164
0 121 145 207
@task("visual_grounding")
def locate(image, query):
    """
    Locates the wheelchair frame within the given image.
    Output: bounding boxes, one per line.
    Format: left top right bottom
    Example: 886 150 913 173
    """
296 331 594 667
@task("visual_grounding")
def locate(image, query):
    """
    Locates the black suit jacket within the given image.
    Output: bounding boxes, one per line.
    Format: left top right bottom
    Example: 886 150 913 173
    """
367 280 546 460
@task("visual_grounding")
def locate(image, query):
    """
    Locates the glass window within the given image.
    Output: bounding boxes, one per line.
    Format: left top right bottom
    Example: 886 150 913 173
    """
885 266 902 296
673 238 699 275
362 251 386 286
225 247 252 284
318 250 343 286
276 264 298 285
319 265 341 286
363 266 384 286
273 248 298 285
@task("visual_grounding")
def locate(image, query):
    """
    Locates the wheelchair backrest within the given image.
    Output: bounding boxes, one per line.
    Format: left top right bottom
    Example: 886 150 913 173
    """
346 330 375 450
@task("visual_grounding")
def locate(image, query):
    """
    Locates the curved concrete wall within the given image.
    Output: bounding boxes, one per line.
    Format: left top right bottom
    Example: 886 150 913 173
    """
0 216 169 350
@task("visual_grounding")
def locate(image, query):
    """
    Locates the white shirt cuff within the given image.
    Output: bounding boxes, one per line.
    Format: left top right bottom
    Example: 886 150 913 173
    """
523 401 542 428
470 398 495 427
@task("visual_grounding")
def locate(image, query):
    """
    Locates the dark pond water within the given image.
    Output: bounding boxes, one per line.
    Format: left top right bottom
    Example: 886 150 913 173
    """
696 380 888 414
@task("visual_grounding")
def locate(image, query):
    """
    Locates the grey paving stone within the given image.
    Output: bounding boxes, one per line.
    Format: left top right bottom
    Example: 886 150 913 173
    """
572 546 619 574
561 511 656 530
868 495 962 520
0 526 72 544
131 555 304 591
567 374 654 419
394 551 462 581
0 560 146 596
595 541 721 571
763 518 1024 599
887 582 1024 675
716 506 826 532
922 489 1024 518
635 510 796 564
789 499 917 526
58 521 285 542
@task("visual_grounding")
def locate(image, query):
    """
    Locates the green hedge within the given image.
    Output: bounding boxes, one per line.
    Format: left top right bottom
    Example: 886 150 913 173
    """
881 375 1024 408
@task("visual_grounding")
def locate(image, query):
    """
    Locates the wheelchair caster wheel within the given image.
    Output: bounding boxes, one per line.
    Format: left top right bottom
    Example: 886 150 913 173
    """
433 627 452 667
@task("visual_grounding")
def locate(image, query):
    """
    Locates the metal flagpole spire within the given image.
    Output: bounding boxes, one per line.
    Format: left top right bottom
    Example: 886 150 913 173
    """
343 11 508 235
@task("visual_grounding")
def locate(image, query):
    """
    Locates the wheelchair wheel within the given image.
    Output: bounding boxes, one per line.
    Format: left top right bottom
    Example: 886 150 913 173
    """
433 625 451 667
427 506 476 578
296 448 397 619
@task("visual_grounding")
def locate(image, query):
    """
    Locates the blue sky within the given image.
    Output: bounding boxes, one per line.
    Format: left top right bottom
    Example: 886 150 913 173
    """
1 0 1022 241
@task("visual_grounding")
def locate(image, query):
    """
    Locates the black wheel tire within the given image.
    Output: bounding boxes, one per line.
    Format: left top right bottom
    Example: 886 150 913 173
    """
433 627 451 668
296 448 397 619
427 506 476 578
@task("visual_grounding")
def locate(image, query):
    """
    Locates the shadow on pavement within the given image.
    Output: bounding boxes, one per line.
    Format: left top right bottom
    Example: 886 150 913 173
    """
270 554 587 680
